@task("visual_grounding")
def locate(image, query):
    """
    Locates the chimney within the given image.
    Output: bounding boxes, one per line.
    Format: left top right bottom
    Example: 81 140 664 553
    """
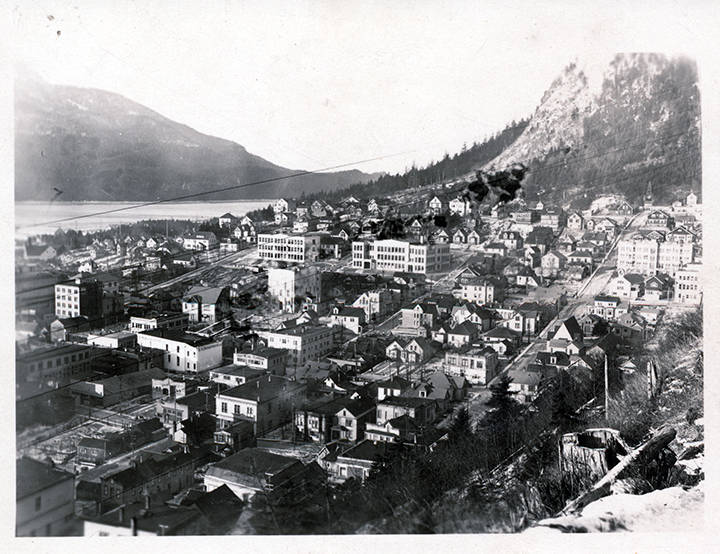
144 493 151 510
157 524 168 536
118 505 125 523
130 516 138 536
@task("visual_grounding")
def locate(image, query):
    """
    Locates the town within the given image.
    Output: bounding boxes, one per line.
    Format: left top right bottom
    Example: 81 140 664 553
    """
13 175 703 536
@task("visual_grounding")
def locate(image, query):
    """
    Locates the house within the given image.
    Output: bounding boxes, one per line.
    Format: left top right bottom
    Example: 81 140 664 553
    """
49 315 90 342
450 303 494 331
566 250 594 267
273 198 297 214
526 227 554 254
234 345 288 375
400 302 439 329
352 289 396 322
611 312 648 342
385 337 437 364
215 375 306 435
183 232 218 251
453 266 503 304
523 245 542 268
646 210 673 229
644 274 673 302
172 252 198 269
331 397 377 442
330 306 366 335
567 211 584 231
136 329 223 373
452 228 468 244
449 196 472 216
590 295 628 320
482 325 521 351
431 228 451 244
16 457 75 537
376 396 437 426
484 242 508 257
595 218 619 238
446 321 477 348
444 346 498 385
578 313 607 337
515 266 541 288
182 286 232 325
506 369 543 402
575 241 600 256
541 250 567 277
259 324 335 368
428 195 447 215
582 231 609 248
609 273 645 300
547 316 585 354
204 448 309 502
326 440 397 483
556 237 576 254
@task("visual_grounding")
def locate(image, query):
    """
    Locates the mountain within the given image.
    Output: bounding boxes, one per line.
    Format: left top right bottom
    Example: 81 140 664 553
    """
486 53 701 207
14 73 379 202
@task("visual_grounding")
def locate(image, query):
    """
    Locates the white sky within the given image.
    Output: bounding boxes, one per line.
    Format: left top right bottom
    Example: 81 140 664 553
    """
10 0 708 175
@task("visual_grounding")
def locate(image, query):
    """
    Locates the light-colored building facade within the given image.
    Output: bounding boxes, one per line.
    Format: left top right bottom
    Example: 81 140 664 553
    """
257 233 320 263
137 329 223 373
16 457 75 537
258 325 335 368
675 263 702 304
267 266 321 313
352 239 450 274
444 346 498 385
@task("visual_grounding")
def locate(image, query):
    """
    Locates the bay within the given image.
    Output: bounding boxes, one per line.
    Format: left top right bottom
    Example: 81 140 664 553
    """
14 200 274 239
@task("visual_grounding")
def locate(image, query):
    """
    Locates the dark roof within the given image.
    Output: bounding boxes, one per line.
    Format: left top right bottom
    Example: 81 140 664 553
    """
84 501 199 534
377 376 411 390
218 375 302 403
337 439 397 462
379 396 434 409
78 437 107 450
192 484 243 524
184 286 228 304
16 457 73 499
210 448 300 476
139 328 216 347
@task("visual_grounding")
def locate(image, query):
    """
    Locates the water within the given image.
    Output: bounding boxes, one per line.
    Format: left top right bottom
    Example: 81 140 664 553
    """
14 200 274 239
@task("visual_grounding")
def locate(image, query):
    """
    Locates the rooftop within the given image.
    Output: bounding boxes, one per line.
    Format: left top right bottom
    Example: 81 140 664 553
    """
139 328 217 347
17 456 74 499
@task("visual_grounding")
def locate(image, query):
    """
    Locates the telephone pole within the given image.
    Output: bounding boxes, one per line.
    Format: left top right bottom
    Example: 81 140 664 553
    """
604 353 610 423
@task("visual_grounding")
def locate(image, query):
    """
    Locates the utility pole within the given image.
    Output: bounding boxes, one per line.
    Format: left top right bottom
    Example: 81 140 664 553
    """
604 353 610 423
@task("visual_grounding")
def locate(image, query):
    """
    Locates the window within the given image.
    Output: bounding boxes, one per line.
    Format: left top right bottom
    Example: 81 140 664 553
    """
221 402 227 413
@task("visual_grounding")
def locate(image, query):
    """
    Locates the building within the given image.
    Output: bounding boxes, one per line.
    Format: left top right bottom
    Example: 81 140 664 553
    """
182 286 232 324
183 232 218 251
204 448 307 502
675 263 702 304
137 328 223 373
609 273 645 300
453 267 500 304
541 250 567 277
645 210 674 229
385 337 437 364
590 295 628 320
567 211 584 231
49 316 90 342
209 364 265 387
258 324 335 368
218 213 237 228
539 207 566 230
448 196 473 216
16 457 75 537
268 266 321 313
70 368 167 408
16 344 95 388
215 375 306 435
273 198 297 215
444 346 498 385
87 331 138 349
257 233 320 263
351 289 395 322
330 306 366 335
428 195 447 215
54 278 103 321
233 346 287 374
352 239 449 274
617 232 694 276
130 312 189 333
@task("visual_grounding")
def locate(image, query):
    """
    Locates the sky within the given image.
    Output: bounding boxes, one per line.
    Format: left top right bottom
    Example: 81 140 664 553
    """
9 0 709 175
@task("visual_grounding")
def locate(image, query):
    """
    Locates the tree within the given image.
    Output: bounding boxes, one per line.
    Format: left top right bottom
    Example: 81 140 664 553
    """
448 405 473 442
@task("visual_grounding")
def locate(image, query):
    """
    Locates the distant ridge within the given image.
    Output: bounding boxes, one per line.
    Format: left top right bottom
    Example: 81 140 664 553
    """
14 72 379 202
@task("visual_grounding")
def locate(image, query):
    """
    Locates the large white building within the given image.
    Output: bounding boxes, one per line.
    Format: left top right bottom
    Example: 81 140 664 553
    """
617 232 695 276
257 233 320 263
675 263 702 304
267 266 321 313
183 232 218 251
258 324 335 368
351 239 449 274
137 328 223 373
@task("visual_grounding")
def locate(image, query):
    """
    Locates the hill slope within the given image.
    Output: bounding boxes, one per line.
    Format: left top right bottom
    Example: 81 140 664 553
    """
487 53 701 207
14 73 377 202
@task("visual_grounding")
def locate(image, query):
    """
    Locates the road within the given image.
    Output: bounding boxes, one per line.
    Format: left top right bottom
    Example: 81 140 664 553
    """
470 210 646 407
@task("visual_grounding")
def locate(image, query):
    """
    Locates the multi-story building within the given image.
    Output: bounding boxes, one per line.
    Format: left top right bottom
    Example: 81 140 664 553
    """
567 211 584 231
215 375 306 435
54 278 103 321
448 196 473 216
618 232 694 276
16 457 74 537
183 232 218 251
267 266 321 313
129 312 189 333
453 267 500 304
351 289 396 322
233 346 288 375
539 207 566 230
444 346 499 385
273 198 296 214
257 233 320 263
137 328 223 373
258 324 335 368
428 195 447 215
675 263 702 304
330 306 366 335
16 269 66 319
182 286 232 324
352 239 449 274
16 344 95 388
